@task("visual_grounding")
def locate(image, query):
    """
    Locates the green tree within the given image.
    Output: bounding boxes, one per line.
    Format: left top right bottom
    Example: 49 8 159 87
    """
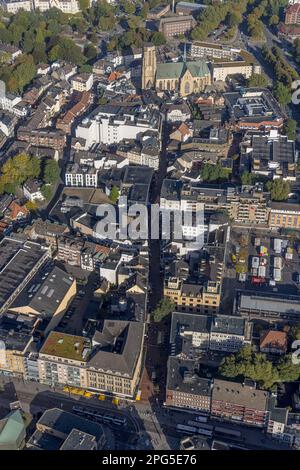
43 159 60 184
241 171 253 186
122 0 135 15
84 43 97 60
219 346 279 389
151 31 166 46
277 355 300 383
274 81 291 105
266 179 290 201
0 153 41 194
153 297 175 323
226 11 242 27
284 119 297 141
247 73 268 88
79 0 90 10
201 163 231 182
269 14 279 25
32 43 47 64
127 16 142 30
41 184 53 201
109 185 119 204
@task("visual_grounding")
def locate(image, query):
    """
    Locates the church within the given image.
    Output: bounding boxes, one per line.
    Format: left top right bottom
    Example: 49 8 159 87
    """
142 44 211 96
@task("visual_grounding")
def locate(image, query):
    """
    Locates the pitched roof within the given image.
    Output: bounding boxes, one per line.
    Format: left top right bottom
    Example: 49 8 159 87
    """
177 122 190 137
156 60 209 80
8 200 29 220
260 330 287 352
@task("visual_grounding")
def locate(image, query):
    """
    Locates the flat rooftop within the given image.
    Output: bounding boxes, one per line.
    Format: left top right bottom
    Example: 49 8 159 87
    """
211 315 245 336
167 356 212 396
238 291 300 316
213 379 268 410
0 237 48 312
40 331 91 361
11 266 75 317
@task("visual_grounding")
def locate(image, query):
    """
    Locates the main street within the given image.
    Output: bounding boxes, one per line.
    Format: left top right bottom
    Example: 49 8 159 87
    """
0 377 290 451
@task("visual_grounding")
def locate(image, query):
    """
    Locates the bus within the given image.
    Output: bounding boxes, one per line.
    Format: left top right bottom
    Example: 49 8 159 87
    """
176 424 197 434
196 428 213 437
112 416 127 426
188 421 213 431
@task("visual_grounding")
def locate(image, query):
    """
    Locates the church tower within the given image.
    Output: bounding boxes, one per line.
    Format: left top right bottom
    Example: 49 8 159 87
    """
142 45 157 90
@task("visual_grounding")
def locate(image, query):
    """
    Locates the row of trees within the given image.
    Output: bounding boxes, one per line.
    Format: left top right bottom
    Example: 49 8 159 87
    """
262 45 299 105
220 345 300 390
0 153 60 201
247 0 288 39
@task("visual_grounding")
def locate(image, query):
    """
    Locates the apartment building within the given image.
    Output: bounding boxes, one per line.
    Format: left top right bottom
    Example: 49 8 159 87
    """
189 41 241 60
231 190 269 226
65 163 98 187
170 312 212 353
71 73 93 92
166 357 212 411
0 313 36 378
211 379 269 427
225 89 284 131
1 0 32 13
57 236 84 267
27 408 111 450
164 278 221 313
176 1 207 16
260 330 287 355
170 311 251 355
210 315 251 353
0 92 22 115
268 202 300 229
17 128 66 150
212 61 261 82
24 218 69 251
87 320 145 399
34 0 81 14
75 105 161 149
38 332 90 388
57 91 91 133
0 43 22 63
159 15 196 38
147 3 170 19
285 3 300 24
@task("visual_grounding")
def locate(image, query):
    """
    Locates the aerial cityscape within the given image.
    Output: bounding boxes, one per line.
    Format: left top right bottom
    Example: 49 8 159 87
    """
0 0 300 455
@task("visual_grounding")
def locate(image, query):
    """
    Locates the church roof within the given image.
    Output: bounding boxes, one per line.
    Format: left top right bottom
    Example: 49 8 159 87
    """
156 61 209 80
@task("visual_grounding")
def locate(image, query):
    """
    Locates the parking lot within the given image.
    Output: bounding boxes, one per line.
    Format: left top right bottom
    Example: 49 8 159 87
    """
221 228 300 313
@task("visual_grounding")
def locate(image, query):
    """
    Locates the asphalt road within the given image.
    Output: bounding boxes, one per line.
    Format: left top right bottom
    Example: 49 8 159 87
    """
0 377 291 450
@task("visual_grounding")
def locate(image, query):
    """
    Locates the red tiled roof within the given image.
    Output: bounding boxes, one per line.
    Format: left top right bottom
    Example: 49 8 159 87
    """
8 200 29 220
260 330 287 351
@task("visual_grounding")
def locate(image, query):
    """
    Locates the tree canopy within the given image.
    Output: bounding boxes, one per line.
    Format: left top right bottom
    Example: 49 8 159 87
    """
0 153 40 194
266 179 290 201
153 297 175 323
219 345 300 390
201 163 231 182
